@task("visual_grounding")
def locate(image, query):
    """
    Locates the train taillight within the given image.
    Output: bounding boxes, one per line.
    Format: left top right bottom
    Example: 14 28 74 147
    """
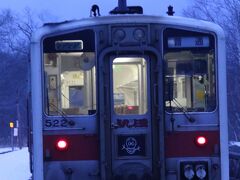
127 106 134 110
56 139 68 151
196 136 207 146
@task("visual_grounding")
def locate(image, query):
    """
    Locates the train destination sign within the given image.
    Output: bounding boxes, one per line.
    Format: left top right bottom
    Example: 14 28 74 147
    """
168 36 209 48
55 40 83 51
116 118 148 128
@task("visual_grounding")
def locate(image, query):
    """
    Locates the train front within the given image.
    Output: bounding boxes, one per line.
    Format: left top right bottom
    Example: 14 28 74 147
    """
30 1 229 180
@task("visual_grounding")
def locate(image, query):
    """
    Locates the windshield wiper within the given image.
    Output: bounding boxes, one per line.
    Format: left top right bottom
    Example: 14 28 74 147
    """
172 98 195 123
165 76 195 132
45 89 68 120
48 102 69 120
48 103 76 127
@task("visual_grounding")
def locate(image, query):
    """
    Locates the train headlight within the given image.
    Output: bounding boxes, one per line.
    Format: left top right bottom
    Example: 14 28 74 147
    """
184 164 195 179
133 28 145 41
113 29 126 42
195 165 207 179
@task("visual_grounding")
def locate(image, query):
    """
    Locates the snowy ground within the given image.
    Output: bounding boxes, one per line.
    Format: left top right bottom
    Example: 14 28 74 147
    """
0 142 239 180
0 147 31 180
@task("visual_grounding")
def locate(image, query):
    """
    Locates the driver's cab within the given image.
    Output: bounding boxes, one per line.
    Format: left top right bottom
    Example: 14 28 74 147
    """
40 18 217 180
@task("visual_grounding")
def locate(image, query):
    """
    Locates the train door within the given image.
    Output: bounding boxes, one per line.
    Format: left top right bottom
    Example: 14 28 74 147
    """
99 53 161 179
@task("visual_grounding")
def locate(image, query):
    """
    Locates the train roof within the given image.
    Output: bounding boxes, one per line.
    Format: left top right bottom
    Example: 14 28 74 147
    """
31 14 225 42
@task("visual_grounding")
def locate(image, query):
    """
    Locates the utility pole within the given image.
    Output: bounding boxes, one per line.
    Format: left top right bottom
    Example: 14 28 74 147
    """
9 122 14 151
16 100 22 149
16 90 22 149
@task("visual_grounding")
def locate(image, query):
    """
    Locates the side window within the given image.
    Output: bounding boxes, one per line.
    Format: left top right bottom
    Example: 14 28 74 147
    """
43 30 96 116
164 28 216 112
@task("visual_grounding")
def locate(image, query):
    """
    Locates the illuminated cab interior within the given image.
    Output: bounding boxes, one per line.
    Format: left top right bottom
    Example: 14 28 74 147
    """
164 28 216 113
43 30 96 116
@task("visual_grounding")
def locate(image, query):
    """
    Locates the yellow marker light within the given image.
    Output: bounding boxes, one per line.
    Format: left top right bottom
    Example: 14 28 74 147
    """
9 122 14 128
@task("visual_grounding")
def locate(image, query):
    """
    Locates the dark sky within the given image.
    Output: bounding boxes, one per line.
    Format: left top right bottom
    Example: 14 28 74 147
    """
0 0 192 21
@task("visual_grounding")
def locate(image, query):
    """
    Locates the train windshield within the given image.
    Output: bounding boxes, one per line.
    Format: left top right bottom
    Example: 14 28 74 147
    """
164 28 216 112
43 29 96 116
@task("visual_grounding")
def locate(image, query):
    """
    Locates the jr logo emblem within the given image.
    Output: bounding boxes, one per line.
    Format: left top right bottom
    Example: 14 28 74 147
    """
122 137 140 154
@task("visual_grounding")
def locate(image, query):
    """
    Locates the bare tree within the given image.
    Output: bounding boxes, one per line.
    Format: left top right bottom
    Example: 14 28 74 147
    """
0 7 58 58
183 0 240 141
0 9 17 54
0 7 58 146
9 8 41 58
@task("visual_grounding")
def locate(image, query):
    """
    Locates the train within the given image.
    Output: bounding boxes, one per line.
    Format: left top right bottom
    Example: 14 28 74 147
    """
29 0 229 179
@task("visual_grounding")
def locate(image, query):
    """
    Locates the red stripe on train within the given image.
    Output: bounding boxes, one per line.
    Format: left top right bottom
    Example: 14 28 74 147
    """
165 131 220 158
43 134 99 161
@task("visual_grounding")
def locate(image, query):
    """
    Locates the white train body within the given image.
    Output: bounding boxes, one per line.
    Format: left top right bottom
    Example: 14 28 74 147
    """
30 5 228 180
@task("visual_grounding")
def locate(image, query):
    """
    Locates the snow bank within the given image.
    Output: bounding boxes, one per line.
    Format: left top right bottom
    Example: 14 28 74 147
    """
0 148 12 154
229 141 240 147
0 148 31 180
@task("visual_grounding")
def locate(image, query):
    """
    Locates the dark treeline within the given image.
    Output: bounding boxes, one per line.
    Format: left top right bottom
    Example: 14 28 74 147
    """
0 53 28 146
183 0 240 141
0 8 58 146
0 8 48 146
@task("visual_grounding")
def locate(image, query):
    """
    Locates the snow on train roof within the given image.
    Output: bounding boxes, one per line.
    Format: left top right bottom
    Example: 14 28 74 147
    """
31 14 225 42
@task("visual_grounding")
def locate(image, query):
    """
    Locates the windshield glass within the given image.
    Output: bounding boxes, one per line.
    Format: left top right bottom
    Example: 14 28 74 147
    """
164 28 216 112
43 30 96 116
